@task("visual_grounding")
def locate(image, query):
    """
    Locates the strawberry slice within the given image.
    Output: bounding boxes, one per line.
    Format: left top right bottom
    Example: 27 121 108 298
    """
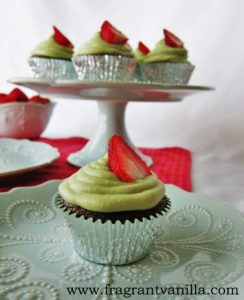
108 135 151 182
100 21 128 45
138 41 150 55
53 26 74 49
29 95 50 104
163 29 183 48
8 88 28 102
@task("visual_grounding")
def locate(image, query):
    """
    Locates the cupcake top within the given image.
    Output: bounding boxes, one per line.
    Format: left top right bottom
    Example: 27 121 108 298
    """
144 29 188 63
59 136 165 213
74 21 134 57
134 41 150 63
31 26 74 60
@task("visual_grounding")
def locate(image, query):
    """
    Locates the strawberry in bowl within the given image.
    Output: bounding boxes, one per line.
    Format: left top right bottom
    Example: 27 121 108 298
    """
0 88 54 139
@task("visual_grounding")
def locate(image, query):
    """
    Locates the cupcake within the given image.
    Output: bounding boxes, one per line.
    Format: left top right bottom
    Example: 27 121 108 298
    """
57 135 171 265
29 26 77 79
73 21 136 81
133 41 151 82
140 29 194 84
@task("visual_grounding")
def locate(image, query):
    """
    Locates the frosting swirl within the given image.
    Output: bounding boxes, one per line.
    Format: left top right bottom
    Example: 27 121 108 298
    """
31 36 73 60
58 156 165 213
74 33 134 57
144 39 188 63
134 49 147 62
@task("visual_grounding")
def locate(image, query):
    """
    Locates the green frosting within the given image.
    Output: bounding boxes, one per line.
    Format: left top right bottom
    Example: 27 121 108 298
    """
143 39 188 63
31 36 73 60
74 32 134 57
58 156 165 213
134 49 147 62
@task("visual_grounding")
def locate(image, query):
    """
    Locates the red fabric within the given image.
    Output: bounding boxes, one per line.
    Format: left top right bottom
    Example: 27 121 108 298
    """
0 137 191 192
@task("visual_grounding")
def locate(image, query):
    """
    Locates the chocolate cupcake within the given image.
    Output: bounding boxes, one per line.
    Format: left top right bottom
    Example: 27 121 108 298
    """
29 26 77 79
133 41 151 82
57 135 171 265
72 21 136 81
140 29 194 84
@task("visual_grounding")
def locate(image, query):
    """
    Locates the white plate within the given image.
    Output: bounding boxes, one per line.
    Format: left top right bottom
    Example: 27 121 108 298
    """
0 139 60 178
8 78 214 102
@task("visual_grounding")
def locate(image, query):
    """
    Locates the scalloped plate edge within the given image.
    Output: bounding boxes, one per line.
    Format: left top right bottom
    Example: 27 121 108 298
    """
0 139 60 178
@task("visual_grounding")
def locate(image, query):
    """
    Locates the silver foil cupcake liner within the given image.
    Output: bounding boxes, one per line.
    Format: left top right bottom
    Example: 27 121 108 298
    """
28 57 77 80
131 63 143 82
57 197 171 265
139 62 195 84
72 54 136 81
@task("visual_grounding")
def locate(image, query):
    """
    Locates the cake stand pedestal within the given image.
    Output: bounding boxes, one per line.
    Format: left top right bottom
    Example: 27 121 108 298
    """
68 101 153 166
9 78 213 167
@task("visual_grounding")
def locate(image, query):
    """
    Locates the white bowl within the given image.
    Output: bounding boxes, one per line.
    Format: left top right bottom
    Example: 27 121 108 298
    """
0 102 55 139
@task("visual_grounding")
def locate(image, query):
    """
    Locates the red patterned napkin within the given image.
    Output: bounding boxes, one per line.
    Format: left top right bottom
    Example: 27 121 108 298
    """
0 137 191 192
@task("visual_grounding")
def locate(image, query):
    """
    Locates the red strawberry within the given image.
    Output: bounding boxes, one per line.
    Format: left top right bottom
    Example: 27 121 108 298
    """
138 41 150 55
100 21 128 45
108 135 151 182
163 29 183 48
0 93 7 98
29 95 50 104
8 88 28 102
53 26 74 49
0 94 15 104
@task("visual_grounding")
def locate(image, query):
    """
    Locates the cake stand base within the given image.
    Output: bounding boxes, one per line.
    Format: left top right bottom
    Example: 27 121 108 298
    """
8 78 213 168
67 101 153 167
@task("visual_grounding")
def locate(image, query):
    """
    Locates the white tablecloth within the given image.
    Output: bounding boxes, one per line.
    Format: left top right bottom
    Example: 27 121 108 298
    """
0 0 243 214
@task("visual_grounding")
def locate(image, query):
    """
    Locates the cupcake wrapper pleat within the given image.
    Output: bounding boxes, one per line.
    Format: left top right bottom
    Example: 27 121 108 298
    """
56 196 171 265
57 195 171 224
28 57 77 80
72 55 136 81
139 62 194 84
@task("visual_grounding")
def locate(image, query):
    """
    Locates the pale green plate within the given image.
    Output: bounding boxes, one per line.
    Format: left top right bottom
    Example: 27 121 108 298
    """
0 181 243 299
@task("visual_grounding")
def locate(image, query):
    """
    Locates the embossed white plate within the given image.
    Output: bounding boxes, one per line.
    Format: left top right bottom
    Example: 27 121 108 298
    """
0 139 60 178
0 181 243 299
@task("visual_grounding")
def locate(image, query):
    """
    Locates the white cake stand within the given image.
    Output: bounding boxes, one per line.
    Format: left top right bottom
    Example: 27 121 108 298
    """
9 78 213 167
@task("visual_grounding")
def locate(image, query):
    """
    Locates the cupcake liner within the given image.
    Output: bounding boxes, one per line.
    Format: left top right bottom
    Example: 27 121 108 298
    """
56 196 171 265
139 62 195 84
72 54 136 81
28 57 77 80
131 63 143 82
57 195 170 224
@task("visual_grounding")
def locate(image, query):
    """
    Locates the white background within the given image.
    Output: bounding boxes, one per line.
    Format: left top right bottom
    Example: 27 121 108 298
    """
0 0 243 213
